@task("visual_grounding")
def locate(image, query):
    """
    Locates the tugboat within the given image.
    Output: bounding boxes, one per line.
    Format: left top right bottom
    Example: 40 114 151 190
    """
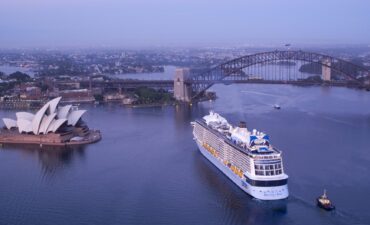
317 190 335 211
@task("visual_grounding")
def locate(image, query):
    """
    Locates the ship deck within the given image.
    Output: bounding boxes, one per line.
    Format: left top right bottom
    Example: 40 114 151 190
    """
196 120 281 156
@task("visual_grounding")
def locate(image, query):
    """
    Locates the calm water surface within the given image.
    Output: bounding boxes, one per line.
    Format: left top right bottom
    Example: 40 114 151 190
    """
111 66 176 80
0 84 370 225
0 65 35 77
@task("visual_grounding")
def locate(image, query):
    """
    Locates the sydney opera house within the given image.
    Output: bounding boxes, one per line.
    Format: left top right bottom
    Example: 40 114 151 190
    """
0 97 101 146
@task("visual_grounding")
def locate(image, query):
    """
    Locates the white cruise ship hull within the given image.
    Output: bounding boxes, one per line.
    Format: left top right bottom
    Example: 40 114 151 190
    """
196 140 289 200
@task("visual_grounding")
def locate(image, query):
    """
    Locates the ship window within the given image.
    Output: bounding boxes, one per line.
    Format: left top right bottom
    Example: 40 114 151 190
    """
271 171 275 175
255 171 264 176
244 177 288 187
255 165 263 170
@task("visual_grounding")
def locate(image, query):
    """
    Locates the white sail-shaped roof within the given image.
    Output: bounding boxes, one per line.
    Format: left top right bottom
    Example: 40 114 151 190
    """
32 103 49 135
31 97 63 135
48 97 62 115
47 118 67 133
3 118 17 129
39 113 57 134
67 110 86 126
17 118 33 133
16 112 34 121
2 97 89 135
57 105 72 119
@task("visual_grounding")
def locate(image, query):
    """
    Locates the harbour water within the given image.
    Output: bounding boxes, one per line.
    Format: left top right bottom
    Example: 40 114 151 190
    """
0 65 35 77
0 84 370 225
112 65 176 80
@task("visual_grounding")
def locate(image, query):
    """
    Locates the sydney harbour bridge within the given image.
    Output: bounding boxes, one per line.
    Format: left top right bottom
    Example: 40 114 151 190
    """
173 50 370 102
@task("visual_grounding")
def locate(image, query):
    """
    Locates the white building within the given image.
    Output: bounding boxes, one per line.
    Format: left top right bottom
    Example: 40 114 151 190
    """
2 97 86 135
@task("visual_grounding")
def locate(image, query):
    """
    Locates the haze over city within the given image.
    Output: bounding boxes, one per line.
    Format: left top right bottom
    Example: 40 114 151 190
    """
0 1 370 225
1 0 370 48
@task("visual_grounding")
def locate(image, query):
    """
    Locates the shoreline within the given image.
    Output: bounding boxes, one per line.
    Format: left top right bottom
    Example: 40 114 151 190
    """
0 129 102 147
0 98 215 110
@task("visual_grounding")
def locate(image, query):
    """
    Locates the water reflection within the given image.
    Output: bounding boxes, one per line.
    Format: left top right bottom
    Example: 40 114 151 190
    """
1 144 86 178
174 104 193 127
174 103 211 128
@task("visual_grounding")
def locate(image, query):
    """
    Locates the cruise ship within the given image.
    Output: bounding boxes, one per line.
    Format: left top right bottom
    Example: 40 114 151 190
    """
191 111 288 200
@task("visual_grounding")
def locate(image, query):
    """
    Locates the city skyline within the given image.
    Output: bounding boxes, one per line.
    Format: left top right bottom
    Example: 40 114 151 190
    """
0 0 370 48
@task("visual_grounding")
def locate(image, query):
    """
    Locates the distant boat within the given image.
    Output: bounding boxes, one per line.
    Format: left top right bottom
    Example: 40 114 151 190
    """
317 190 335 211
273 104 281 110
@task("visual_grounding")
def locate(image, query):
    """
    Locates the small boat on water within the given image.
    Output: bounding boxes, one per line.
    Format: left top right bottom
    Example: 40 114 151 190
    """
317 190 335 211
273 104 281 110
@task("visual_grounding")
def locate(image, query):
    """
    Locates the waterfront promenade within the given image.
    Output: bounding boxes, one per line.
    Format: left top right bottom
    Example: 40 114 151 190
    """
0 129 101 146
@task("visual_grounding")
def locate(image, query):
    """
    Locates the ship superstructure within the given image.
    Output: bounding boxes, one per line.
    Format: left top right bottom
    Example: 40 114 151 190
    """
191 111 288 200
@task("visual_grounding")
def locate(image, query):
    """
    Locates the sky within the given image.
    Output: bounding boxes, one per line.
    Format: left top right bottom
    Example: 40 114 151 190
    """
0 0 369 48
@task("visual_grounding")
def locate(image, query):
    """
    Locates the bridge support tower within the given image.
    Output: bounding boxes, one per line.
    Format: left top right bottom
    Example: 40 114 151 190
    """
322 59 331 81
174 68 192 102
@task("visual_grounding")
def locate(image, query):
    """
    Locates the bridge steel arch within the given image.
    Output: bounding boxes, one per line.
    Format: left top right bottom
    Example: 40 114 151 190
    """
189 50 370 99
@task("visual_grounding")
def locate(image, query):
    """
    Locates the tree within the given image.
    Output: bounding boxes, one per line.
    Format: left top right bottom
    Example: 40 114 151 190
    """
8 71 31 82
94 94 104 102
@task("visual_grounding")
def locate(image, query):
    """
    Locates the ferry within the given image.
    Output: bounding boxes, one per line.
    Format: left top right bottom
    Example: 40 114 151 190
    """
191 111 289 200
274 104 281 110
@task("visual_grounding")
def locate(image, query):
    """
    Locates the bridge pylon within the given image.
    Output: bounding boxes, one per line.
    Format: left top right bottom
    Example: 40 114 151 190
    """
174 68 192 102
322 58 331 81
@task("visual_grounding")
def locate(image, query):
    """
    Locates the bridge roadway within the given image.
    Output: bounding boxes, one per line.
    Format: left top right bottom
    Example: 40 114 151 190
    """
78 79 174 89
75 78 362 90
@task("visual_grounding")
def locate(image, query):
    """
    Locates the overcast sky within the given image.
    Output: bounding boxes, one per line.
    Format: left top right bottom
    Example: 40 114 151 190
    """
0 0 369 48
